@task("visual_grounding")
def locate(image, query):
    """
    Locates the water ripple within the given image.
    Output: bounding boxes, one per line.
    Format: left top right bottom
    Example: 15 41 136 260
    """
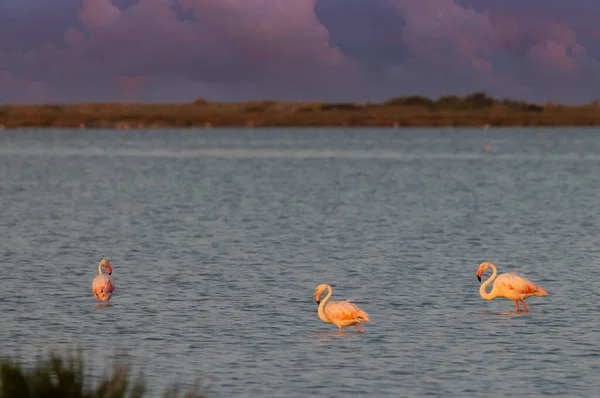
0 127 599 397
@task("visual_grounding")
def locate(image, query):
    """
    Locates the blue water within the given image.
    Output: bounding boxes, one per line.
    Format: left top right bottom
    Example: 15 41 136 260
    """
1 127 599 397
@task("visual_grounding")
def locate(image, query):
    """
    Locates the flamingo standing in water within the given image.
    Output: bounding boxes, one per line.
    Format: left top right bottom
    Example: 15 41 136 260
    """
476 261 548 311
314 284 370 333
92 258 114 302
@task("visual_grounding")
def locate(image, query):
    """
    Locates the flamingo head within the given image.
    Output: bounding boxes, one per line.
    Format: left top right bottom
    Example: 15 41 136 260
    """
314 284 329 304
100 258 112 275
476 262 492 282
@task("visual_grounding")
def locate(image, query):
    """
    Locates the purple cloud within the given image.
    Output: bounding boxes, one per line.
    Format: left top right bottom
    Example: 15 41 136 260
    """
0 0 598 103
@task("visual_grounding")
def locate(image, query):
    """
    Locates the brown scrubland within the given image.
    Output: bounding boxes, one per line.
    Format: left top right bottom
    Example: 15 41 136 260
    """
1 92 600 128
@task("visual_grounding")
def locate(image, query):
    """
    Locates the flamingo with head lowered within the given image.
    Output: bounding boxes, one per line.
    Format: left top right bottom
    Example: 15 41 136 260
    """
314 284 370 333
476 261 547 311
92 258 114 302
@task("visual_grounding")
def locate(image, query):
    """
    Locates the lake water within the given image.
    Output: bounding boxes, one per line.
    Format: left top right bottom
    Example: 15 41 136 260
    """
1 127 599 397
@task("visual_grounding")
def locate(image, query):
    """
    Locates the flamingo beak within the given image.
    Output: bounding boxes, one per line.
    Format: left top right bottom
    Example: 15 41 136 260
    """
477 275 481 282
476 270 482 282
107 266 112 275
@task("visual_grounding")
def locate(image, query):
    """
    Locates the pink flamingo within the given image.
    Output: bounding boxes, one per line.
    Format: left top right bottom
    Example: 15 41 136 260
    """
92 258 114 302
314 284 370 333
476 261 548 311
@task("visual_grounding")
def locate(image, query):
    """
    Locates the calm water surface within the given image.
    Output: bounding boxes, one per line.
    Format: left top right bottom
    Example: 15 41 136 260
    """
1 127 599 397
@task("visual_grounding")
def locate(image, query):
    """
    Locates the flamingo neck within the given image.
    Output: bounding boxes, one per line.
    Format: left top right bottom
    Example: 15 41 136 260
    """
98 263 104 275
318 285 333 323
480 264 497 300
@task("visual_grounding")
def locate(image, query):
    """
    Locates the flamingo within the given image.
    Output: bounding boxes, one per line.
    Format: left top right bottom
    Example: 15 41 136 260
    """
314 284 370 333
476 261 548 311
92 258 114 302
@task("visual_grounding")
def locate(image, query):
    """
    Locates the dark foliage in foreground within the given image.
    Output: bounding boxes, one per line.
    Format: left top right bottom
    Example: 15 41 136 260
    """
0 351 206 398
1 92 600 128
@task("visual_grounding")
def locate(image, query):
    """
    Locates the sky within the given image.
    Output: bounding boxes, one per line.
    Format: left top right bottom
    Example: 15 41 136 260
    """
0 0 599 104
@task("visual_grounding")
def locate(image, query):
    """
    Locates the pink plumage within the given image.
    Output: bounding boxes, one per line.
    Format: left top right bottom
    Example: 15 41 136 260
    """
315 284 370 333
92 258 115 302
477 262 548 311
324 300 370 323
494 272 548 298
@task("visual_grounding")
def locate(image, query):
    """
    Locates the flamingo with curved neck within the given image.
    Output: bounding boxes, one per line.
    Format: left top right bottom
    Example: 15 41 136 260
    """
92 258 114 302
478 262 498 301
314 284 370 333
477 261 548 311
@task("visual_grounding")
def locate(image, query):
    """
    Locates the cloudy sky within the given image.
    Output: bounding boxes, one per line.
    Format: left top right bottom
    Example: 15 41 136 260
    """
1 0 598 104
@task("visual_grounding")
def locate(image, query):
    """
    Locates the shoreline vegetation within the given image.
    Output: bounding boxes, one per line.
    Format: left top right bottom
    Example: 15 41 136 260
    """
1 92 600 129
0 351 207 398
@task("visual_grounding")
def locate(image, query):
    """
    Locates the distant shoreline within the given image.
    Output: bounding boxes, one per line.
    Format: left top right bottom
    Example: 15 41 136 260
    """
1 92 600 129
